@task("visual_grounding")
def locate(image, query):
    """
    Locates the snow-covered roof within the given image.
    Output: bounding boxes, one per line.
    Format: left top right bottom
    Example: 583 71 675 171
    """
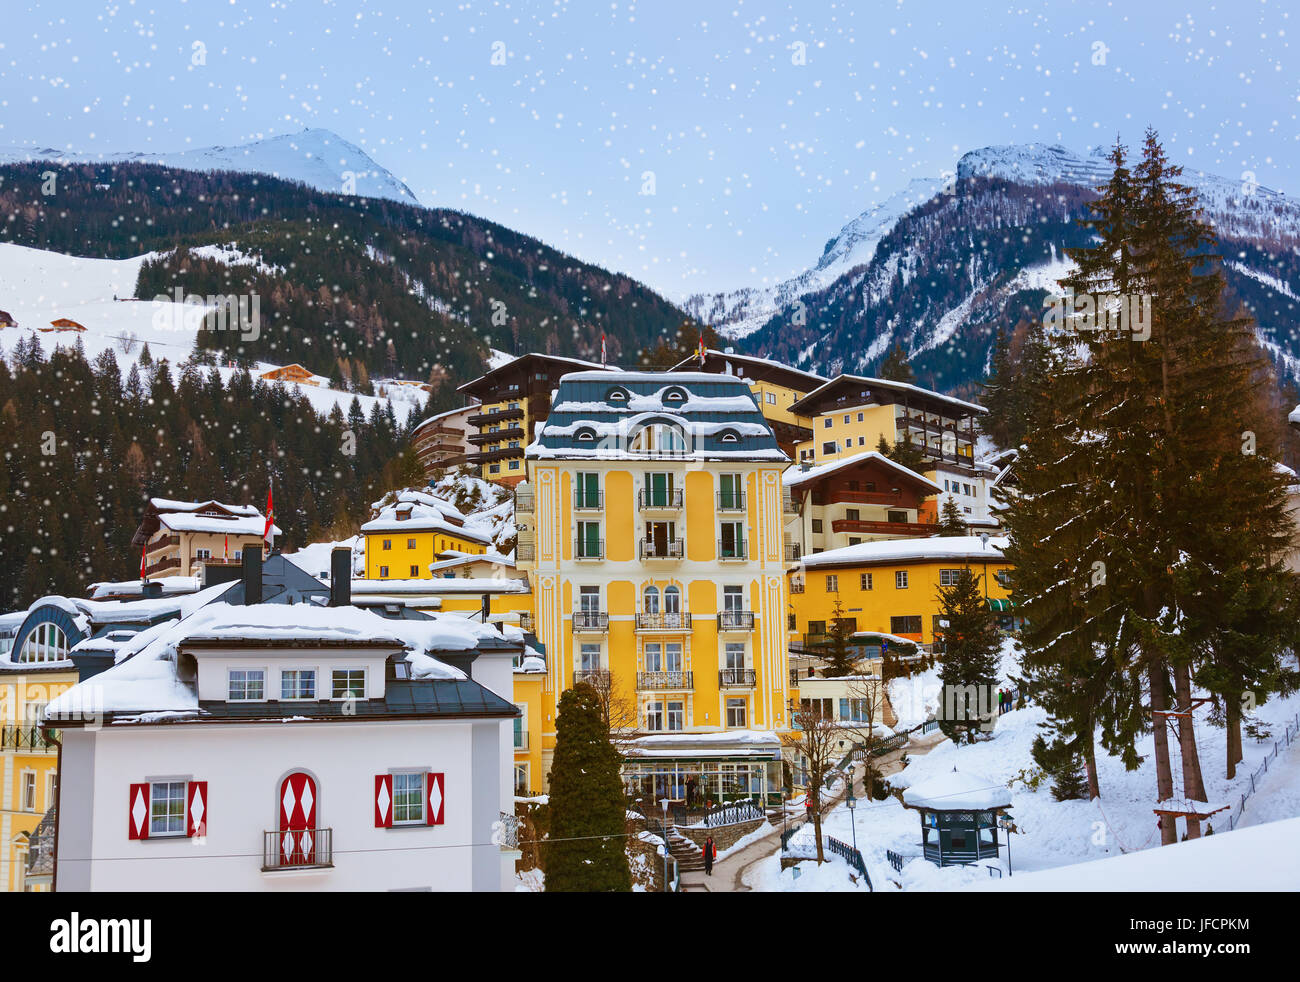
797 534 1008 569
782 450 942 492
790 373 988 417
148 497 261 517
902 767 1012 811
350 577 528 595
669 348 828 391
360 488 490 543
159 512 280 537
1290 404 1300 427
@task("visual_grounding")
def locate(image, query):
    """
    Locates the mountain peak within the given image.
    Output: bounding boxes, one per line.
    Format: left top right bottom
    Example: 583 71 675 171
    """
0 128 419 206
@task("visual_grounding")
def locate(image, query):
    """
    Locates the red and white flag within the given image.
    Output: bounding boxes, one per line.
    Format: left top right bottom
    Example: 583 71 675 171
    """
601 331 607 367
223 534 229 561
262 477 275 546
697 333 707 365
140 543 147 580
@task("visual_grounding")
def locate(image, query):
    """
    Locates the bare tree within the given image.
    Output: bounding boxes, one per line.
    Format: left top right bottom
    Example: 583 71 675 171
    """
582 670 639 757
846 671 886 800
780 705 846 863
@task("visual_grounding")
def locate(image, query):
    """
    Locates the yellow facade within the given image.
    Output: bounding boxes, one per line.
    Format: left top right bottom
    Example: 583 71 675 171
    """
364 528 487 579
789 551 1013 646
476 396 531 484
521 459 791 783
512 671 545 794
1 667 75 892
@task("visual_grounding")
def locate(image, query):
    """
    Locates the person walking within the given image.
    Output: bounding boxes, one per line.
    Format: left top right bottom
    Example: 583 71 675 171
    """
703 836 717 877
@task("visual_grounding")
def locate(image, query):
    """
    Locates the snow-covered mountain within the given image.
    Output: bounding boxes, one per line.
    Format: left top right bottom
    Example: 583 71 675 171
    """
697 143 1300 392
0 128 419 205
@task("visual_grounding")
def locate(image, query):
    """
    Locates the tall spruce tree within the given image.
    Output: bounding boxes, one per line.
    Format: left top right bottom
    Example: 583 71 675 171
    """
878 342 916 383
936 569 1001 744
544 683 632 892
938 495 968 536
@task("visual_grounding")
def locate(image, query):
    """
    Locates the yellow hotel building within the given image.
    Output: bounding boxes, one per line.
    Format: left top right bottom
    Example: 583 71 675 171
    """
517 370 792 805
361 488 491 579
0 614 76 892
789 535 1014 648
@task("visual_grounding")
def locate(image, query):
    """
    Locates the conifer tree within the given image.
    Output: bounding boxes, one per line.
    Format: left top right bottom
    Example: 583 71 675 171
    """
937 495 967 536
878 342 916 384
544 682 632 892
936 569 1001 744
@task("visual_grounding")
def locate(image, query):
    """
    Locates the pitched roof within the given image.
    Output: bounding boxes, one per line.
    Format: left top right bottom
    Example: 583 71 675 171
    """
668 348 828 393
789 373 987 417
797 534 1008 569
782 450 942 493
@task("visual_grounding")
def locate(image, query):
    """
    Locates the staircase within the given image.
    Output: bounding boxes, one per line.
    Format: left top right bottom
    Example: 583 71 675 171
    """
666 830 706 873
881 692 899 728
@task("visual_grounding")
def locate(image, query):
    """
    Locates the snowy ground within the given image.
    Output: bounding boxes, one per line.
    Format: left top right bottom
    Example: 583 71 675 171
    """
758 642 1300 892
0 242 427 421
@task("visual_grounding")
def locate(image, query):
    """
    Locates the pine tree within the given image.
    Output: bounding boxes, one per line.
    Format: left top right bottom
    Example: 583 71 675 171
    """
1031 735 1090 801
878 342 915 384
936 569 1001 744
544 682 632 892
819 595 860 677
937 495 967 536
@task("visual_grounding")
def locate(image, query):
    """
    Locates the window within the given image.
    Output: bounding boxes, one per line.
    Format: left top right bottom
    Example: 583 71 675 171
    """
811 519 823 534
723 584 743 611
843 414 850 424
576 472 600 508
724 642 745 671
801 698 833 720
630 423 687 454
410 565 420 577
848 537 862 546
663 585 682 615
860 573 873 591
490 464 501 473
887 510 908 523
996 569 1012 587
580 643 601 672
382 539 392 550
895 570 909 589
644 643 663 672
281 670 316 701
576 520 602 558
646 702 664 731
891 615 923 634
393 772 425 824
823 418 832 429
228 669 265 702
514 764 530 795
667 701 685 731
857 412 864 422
719 521 745 558
509 460 520 470
939 568 965 587
513 706 527 748
664 387 687 403
150 781 187 836
822 441 837 455
964 483 973 496
47 773 57 810
407 538 416 549
665 643 683 672
332 669 366 700
379 566 389 578
765 391 776 404
22 772 36 811
842 698 872 723
642 585 660 614
845 508 860 521
720 431 739 444
858 436 866 446
719 473 743 509
195 548 211 560
19 622 68 663
608 387 628 402
726 698 747 728
825 574 838 592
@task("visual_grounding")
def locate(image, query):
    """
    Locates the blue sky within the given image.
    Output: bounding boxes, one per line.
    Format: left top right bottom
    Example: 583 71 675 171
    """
1 0 1295 296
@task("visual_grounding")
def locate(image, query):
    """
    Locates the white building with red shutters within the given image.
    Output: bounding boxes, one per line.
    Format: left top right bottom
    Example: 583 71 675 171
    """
45 548 522 892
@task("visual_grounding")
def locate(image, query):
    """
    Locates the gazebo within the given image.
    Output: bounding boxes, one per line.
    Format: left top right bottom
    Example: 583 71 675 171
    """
902 767 1013 867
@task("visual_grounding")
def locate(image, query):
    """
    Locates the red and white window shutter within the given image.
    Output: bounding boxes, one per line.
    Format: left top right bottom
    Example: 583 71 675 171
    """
374 774 393 828
426 772 445 826
128 783 149 839
186 781 208 838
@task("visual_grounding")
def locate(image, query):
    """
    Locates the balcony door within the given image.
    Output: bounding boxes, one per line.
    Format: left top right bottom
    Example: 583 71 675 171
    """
279 772 317 866
647 472 674 508
576 472 599 508
663 585 683 628
645 521 675 555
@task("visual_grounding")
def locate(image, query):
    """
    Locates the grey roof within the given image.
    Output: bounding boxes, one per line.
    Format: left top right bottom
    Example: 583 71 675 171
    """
198 677 518 720
529 370 787 461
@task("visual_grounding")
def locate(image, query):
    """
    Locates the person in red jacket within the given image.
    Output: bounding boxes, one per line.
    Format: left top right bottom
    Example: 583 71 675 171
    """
703 836 717 876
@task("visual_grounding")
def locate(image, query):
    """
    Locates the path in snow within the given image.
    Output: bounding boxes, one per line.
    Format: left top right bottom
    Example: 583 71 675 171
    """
1234 727 1300 831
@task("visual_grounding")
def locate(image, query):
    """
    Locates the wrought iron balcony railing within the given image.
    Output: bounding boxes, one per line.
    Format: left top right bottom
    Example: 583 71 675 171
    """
717 539 748 561
571 611 610 632
718 668 757 687
573 669 611 687
718 610 755 631
636 671 694 690
639 539 683 560
716 491 746 512
638 489 683 510
573 491 604 511
635 612 692 631
263 828 333 871
574 537 605 560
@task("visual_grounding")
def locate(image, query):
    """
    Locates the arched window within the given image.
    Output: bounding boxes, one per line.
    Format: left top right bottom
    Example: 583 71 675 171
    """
607 387 630 403
642 585 660 614
629 423 688 455
663 387 688 403
20 622 68 663
576 428 597 442
663 585 681 614
719 430 740 444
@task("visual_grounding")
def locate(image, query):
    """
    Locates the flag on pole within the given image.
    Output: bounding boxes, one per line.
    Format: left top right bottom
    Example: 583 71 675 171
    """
601 331 607 368
140 543 147 580
697 332 706 366
223 534 229 562
262 476 275 548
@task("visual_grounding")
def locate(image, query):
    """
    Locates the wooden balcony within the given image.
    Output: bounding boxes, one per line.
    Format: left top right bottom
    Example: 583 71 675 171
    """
145 533 180 555
830 518 936 536
467 426 525 445
143 556 181 577
467 407 524 427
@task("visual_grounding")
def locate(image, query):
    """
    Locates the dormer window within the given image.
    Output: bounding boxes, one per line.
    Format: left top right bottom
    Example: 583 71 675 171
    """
629 422 688 455
663 387 688 403
576 427 597 442
607 387 629 403
719 430 740 444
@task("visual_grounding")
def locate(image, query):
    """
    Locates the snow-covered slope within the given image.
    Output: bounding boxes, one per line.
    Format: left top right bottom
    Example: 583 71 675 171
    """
0 128 418 206
0 242 427 420
681 177 946 339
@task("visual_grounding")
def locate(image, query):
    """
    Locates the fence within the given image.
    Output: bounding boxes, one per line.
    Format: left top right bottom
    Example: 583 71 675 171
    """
885 849 906 873
826 835 873 891
1225 711 1299 831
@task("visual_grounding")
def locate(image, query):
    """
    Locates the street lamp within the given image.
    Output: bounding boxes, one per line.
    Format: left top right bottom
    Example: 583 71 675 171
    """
845 763 859 859
660 797 671 891
997 816 1014 877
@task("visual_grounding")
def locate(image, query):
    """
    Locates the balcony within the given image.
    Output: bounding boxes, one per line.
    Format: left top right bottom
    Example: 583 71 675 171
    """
262 828 333 871
635 611 692 632
719 668 757 688
467 426 525 445
830 518 935 537
718 610 755 631
1 724 59 752
514 490 534 514
193 556 241 567
145 533 180 555
637 671 694 691
818 489 908 506
573 669 611 687
465 446 524 465
638 539 683 561
513 730 529 750
717 539 748 561
144 556 181 577
574 537 605 560
638 489 683 511
516 540 536 562
573 491 604 511
518 611 534 632
783 491 797 514
784 543 803 563
467 407 524 427
716 491 746 512
789 579 805 594
572 610 610 633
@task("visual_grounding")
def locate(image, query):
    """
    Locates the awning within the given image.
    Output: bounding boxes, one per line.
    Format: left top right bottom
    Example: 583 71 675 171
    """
987 598 1015 612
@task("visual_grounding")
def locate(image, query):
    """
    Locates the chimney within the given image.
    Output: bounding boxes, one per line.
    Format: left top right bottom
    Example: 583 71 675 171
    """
242 545 263 605
329 547 352 607
141 580 162 599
